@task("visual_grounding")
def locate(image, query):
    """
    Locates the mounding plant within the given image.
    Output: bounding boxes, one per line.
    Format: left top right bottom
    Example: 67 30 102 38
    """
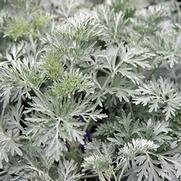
0 0 181 180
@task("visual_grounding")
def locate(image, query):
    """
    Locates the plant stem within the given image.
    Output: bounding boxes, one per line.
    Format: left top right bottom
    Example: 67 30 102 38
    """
80 174 99 179
113 171 118 181
118 162 127 181
128 100 135 121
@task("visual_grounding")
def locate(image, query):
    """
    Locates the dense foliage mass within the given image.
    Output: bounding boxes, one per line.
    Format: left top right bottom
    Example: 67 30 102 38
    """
0 0 181 180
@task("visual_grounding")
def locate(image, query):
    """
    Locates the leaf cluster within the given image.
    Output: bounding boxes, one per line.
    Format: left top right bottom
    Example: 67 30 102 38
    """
0 0 181 181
